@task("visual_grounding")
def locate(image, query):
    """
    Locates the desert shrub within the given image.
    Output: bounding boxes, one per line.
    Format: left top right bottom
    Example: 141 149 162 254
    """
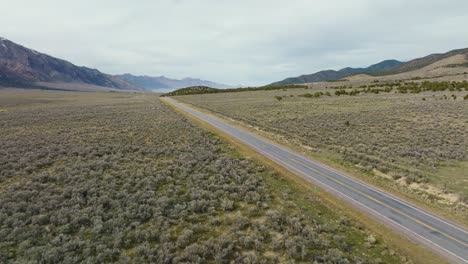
335 89 348 96
299 92 324 98
0 92 401 263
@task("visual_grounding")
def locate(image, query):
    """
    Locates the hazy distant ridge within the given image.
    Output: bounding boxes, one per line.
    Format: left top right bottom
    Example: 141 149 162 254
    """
117 74 233 91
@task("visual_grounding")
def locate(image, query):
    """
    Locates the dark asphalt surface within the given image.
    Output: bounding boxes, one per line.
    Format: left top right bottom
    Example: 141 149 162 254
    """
165 98 468 263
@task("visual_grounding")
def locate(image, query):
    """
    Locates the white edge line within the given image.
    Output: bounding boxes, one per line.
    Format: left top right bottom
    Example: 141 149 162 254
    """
273 157 468 264
169 99 467 263
230 132 468 263
266 138 468 235
173 99 468 235
224 122 468 263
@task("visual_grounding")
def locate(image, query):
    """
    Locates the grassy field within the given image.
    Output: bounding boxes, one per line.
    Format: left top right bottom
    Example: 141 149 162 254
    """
0 88 415 263
174 82 468 220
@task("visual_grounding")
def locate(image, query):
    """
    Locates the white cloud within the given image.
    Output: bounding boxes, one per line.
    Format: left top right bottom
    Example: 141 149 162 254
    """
1 0 467 85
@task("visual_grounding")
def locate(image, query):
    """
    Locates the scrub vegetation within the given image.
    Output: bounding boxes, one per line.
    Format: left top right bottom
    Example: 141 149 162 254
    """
0 89 405 263
174 81 468 218
162 84 308 97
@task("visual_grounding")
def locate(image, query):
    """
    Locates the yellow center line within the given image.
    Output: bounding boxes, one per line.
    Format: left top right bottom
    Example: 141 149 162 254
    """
290 157 468 248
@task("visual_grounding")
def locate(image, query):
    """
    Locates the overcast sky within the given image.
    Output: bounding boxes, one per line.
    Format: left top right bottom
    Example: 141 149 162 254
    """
1 0 467 86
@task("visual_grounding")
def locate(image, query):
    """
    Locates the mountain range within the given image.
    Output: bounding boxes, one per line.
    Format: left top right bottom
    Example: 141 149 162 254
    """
269 60 404 86
0 37 231 92
1 37 467 91
0 37 145 91
376 47 468 75
116 74 233 91
270 48 468 85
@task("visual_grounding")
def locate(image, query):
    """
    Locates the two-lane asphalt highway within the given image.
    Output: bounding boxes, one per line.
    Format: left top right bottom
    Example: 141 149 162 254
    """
163 97 468 263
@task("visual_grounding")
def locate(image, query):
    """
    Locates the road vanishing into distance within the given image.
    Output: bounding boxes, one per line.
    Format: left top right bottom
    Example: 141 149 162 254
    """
163 97 468 263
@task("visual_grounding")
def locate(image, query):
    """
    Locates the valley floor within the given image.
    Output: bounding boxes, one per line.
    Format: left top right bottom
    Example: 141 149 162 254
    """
0 88 419 263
